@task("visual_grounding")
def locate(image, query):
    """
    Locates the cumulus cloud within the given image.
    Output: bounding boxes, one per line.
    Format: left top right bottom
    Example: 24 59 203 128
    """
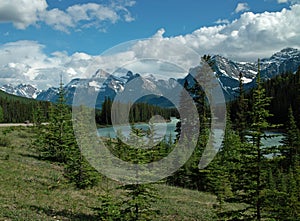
93 4 300 65
0 0 47 29
234 3 250 14
0 41 96 88
0 0 135 32
162 4 300 61
1 4 300 89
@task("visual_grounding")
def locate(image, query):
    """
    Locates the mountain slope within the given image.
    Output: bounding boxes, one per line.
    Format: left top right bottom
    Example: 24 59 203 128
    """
0 84 40 99
0 90 50 123
37 70 181 108
1 48 300 103
211 48 300 99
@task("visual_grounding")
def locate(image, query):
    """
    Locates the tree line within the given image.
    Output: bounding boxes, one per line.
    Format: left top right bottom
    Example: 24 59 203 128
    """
96 96 178 125
230 66 300 128
0 90 51 123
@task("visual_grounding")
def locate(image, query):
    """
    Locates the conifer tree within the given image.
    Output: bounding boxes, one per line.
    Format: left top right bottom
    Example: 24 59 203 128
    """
32 103 45 129
0 105 3 123
280 106 300 169
96 178 122 220
175 79 193 140
120 183 158 221
99 96 112 125
118 127 159 221
64 105 100 189
206 116 244 219
239 59 277 220
216 60 278 220
37 79 74 163
36 80 99 189
235 72 248 141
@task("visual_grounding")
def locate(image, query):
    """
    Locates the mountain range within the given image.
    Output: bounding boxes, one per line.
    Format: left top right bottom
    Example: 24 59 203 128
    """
1 48 300 106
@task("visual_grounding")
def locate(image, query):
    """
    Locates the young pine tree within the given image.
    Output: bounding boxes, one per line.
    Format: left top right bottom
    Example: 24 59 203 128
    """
37 79 74 163
96 178 122 220
118 128 159 221
64 105 100 189
36 80 99 189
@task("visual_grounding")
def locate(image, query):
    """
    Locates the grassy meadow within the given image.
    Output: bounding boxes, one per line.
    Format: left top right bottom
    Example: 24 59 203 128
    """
0 126 224 220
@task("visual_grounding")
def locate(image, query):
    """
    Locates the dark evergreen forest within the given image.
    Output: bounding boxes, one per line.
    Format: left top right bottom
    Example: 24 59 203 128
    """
95 96 179 125
230 67 300 128
0 90 51 123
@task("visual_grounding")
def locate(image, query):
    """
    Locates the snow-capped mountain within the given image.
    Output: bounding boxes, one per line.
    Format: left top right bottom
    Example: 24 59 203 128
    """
209 48 300 99
260 48 300 78
0 83 40 99
36 70 151 107
1 48 300 103
36 87 59 101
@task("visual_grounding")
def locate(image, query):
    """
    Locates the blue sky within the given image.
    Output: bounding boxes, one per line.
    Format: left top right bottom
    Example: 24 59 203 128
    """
0 0 299 88
0 0 294 54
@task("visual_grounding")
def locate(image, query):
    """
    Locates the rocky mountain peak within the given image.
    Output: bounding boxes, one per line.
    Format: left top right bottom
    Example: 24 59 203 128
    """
1 48 300 103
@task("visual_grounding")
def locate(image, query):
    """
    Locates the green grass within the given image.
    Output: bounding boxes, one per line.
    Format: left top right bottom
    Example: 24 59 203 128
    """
0 126 221 220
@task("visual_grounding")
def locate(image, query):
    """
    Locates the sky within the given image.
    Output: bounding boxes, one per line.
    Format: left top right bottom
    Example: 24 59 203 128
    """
0 0 300 89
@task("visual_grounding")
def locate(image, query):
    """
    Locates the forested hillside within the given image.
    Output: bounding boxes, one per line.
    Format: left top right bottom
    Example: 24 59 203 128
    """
0 90 51 123
230 67 300 128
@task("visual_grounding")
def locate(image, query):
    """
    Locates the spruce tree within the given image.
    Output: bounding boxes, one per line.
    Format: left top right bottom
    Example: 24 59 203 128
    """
99 96 112 125
65 105 100 189
280 106 300 169
120 183 158 221
241 59 278 220
32 103 45 129
96 178 122 220
35 80 99 189
118 127 159 221
217 60 278 220
37 79 74 163
175 79 195 140
235 72 248 142
206 116 243 219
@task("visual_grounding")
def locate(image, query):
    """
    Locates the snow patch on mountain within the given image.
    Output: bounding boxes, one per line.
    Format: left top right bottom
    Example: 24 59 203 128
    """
1 48 300 103
0 83 40 99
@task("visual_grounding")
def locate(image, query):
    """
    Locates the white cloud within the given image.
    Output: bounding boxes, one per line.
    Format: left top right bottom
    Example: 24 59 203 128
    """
106 4 300 63
0 0 47 29
41 8 74 32
0 0 135 32
0 41 96 88
67 3 119 23
165 4 300 61
278 0 300 4
1 4 300 89
215 19 230 24
234 3 250 14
